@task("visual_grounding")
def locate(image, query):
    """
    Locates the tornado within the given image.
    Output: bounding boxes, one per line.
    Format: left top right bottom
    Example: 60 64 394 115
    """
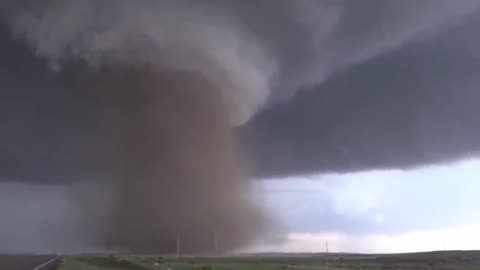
85 68 270 253
0 0 276 253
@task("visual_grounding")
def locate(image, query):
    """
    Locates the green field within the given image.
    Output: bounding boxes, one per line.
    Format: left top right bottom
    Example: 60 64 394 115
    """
58 251 480 270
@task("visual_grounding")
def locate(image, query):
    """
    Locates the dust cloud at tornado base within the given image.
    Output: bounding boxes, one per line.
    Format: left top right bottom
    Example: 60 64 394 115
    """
76 69 271 253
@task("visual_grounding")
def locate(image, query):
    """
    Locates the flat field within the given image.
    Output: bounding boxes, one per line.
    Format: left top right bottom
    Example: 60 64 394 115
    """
58 251 480 270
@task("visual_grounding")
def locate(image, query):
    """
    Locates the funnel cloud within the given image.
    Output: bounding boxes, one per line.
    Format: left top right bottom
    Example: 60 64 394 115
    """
88 69 269 253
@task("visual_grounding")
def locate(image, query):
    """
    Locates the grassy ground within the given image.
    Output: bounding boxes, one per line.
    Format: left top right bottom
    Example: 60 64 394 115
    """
58 252 480 270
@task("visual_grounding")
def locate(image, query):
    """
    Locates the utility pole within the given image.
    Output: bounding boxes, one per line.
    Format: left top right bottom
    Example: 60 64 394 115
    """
326 240 329 253
176 234 180 259
213 228 218 256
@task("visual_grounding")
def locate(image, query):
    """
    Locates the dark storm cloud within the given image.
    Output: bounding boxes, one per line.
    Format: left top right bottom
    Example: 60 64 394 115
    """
242 9 480 177
2 0 479 180
1 0 480 253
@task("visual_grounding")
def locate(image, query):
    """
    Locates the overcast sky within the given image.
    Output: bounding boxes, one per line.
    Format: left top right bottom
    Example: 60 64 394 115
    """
2 1 480 255
250 159 480 253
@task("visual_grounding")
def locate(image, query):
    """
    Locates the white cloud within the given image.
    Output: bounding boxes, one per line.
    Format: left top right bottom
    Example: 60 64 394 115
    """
259 159 480 236
246 224 480 254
